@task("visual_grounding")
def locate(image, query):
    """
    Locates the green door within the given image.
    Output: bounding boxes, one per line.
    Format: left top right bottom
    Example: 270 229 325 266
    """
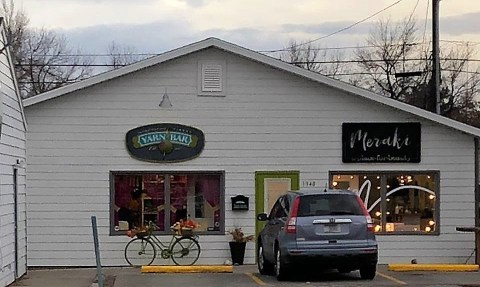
255 171 299 236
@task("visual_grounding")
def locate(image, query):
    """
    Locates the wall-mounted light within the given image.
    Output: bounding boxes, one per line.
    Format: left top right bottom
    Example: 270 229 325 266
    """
159 88 172 108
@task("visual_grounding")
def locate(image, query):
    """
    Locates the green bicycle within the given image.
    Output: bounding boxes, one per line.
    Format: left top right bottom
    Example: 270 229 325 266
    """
124 221 201 267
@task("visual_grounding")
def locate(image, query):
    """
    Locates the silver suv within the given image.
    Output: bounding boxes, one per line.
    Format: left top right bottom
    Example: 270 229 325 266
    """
256 189 378 281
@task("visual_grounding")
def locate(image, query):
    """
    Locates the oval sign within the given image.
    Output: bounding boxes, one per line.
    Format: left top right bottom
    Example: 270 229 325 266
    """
126 123 205 163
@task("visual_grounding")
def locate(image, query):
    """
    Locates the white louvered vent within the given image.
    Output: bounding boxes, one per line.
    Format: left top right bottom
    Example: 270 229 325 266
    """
201 64 223 92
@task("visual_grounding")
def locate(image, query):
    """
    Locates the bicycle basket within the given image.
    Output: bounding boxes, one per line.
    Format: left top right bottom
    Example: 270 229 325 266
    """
181 227 194 237
136 230 149 238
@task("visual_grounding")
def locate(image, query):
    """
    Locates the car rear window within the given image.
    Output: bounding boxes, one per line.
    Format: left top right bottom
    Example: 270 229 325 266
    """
297 194 363 217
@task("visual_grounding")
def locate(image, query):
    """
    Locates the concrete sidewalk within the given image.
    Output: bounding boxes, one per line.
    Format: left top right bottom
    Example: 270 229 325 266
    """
12 265 257 287
12 264 480 287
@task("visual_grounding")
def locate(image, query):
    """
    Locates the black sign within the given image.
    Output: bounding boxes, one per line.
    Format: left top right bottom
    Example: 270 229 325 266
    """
126 123 205 162
342 122 421 163
231 195 249 211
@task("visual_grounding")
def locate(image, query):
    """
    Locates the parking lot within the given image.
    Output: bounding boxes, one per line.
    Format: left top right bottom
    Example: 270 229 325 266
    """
15 264 480 287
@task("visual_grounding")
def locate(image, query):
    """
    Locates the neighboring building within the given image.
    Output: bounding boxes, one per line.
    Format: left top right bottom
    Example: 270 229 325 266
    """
23 38 479 267
0 19 28 287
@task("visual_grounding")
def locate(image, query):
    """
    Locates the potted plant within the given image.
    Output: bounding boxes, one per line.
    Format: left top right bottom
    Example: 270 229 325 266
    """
228 227 254 265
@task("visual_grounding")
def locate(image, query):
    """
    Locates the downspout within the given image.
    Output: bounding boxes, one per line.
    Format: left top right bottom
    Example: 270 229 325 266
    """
13 165 18 278
475 137 480 264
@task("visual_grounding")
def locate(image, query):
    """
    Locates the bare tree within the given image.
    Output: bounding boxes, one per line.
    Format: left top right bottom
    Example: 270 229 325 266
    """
281 40 345 78
1 0 93 98
1 0 28 65
354 17 425 100
106 41 141 70
18 29 93 96
354 17 480 126
440 45 480 117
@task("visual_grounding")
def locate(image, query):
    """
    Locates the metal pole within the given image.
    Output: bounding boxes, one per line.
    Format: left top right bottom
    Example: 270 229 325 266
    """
91 216 104 287
432 0 441 114
475 138 480 264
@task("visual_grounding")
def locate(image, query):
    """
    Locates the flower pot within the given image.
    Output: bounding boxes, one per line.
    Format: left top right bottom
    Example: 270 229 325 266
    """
229 241 246 265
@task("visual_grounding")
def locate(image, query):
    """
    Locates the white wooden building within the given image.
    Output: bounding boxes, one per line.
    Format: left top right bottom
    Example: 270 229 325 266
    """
0 19 28 287
23 38 479 267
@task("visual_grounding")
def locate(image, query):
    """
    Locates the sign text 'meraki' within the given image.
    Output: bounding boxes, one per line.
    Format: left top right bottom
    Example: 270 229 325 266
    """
342 122 421 163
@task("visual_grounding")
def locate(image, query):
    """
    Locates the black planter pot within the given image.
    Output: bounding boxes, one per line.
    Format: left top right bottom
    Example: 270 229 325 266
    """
229 241 246 265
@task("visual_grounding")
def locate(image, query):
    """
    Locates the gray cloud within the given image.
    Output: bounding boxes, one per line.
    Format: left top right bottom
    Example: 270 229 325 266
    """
59 21 288 55
178 0 208 8
282 21 373 37
440 12 480 36
56 11 480 64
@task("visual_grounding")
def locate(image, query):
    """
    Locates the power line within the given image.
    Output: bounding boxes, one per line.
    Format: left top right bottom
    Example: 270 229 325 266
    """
16 63 127 67
18 40 480 58
260 40 477 54
17 57 480 69
407 0 421 25
21 67 480 85
422 0 430 52
265 0 406 53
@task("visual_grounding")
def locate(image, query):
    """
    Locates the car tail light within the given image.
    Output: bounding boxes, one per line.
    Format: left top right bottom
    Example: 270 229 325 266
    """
286 197 300 234
356 195 374 232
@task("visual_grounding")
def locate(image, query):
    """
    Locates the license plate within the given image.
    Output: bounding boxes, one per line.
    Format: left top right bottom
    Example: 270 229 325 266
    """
323 224 341 233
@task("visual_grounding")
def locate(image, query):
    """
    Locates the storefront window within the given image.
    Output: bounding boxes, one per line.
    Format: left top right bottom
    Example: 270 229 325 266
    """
330 171 438 235
111 172 223 235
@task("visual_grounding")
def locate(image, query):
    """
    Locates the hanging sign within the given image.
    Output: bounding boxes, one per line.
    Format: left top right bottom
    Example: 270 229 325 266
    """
342 122 421 163
126 123 205 162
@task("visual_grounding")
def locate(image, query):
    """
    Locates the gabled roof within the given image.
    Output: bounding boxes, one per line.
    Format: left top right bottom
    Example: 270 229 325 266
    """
1 18 27 131
23 37 480 138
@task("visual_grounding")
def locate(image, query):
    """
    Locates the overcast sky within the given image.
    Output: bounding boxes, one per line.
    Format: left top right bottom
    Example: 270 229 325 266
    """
17 0 480 56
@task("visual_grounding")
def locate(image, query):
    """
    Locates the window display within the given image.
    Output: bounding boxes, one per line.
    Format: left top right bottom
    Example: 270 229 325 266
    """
330 171 438 234
112 172 223 235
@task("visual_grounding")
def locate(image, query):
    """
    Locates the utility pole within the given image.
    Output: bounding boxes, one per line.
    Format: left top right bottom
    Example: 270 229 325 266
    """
432 0 441 114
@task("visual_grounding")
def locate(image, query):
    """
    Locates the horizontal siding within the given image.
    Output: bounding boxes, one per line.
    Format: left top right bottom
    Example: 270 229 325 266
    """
0 29 27 287
25 47 476 266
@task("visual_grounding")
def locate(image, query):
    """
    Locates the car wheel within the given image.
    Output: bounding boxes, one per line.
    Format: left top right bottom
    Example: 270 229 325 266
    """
338 267 351 274
274 248 289 281
360 264 377 280
257 243 274 275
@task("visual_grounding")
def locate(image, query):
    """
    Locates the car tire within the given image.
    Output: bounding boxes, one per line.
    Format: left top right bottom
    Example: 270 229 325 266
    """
360 264 377 280
338 267 351 274
274 248 289 281
257 243 274 275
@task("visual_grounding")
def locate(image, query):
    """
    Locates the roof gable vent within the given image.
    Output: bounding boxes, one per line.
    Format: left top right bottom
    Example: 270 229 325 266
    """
201 64 223 92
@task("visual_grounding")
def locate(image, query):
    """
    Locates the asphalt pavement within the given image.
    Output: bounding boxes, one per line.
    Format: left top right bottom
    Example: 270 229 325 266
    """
12 264 480 287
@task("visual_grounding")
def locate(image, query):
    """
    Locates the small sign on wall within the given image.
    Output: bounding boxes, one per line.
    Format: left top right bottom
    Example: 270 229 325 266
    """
301 180 321 188
125 123 205 163
342 122 421 163
231 195 249 211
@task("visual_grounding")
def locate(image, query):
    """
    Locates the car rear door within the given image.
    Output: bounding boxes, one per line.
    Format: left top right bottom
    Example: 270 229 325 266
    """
295 193 369 249
262 196 289 260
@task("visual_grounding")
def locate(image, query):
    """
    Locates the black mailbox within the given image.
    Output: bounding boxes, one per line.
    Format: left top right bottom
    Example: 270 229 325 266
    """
231 195 249 211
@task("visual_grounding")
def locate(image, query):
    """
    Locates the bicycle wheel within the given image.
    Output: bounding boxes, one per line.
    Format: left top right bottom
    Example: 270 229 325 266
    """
124 238 156 267
171 237 201 265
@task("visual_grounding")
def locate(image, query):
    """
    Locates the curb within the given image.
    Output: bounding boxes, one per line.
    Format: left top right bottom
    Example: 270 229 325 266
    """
388 264 479 272
141 265 233 273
